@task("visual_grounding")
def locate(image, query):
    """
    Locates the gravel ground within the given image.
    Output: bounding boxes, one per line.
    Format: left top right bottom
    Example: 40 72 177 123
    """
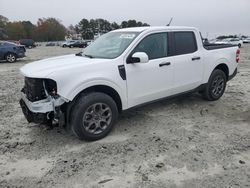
0 45 249 188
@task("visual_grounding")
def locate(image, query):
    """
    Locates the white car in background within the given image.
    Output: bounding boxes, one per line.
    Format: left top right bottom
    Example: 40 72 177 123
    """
61 40 77 48
215 38 243 48
243 38 250 44
227 38 243 48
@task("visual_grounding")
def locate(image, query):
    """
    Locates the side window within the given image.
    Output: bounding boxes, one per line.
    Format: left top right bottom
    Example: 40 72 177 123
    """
173 32 197 55
133 33 168 60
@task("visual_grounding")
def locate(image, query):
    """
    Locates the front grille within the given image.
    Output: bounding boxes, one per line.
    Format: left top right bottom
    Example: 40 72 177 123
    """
22 77 47 102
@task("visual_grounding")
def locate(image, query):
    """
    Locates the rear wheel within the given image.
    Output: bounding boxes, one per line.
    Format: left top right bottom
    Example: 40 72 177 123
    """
5 53 17 63
70 92 118 141
203 69 227 101
238 44 241 48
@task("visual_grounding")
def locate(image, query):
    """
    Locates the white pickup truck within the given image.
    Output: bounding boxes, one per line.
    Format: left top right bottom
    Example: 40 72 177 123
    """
19 26 240 140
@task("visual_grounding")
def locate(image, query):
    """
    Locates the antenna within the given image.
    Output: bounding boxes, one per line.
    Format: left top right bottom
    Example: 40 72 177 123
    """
167 17 173 26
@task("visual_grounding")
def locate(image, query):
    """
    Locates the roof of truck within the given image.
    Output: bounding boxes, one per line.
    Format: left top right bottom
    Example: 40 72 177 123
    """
113 26 197 33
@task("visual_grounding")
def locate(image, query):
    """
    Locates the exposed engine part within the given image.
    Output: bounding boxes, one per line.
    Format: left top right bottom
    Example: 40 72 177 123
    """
22 77 57 102
20 77 67 125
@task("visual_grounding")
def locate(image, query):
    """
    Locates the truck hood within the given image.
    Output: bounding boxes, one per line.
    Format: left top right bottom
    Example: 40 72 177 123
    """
20 54 106 78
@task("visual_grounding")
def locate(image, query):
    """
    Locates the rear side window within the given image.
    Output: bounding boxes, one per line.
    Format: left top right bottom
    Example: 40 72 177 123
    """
173 32 197 55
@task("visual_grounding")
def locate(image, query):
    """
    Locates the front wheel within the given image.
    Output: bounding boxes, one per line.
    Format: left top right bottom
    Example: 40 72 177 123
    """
70 92 118 141
5 53 17 63
203 69 227 101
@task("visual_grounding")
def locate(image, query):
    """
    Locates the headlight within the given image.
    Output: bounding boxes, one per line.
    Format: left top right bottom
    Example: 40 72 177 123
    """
44 79 57 96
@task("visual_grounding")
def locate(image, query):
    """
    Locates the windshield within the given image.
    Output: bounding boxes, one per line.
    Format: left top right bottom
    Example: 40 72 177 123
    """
83 31 139 59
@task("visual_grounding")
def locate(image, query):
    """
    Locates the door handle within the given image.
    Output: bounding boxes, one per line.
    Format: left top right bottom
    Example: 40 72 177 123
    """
192 57 201 61
159 62 171 67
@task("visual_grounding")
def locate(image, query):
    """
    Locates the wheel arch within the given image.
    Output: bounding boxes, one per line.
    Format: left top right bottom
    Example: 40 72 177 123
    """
4 51 17 62
4 51 17 58
68 85 123 113
80 85 122 112
213 63 229 80
64 84 123 128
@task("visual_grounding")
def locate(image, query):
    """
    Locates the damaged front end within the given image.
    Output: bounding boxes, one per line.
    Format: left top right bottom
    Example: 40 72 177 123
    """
20 77 67 125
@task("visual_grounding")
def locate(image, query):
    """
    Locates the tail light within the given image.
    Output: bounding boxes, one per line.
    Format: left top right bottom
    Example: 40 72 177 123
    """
236 49 240 63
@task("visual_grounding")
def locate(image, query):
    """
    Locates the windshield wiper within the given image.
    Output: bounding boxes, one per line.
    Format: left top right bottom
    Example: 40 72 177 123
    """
75 52 83 56
83 54 94 58
75 52 94 58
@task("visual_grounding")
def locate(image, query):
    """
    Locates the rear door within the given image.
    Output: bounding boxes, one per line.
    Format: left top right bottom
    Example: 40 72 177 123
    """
170 31 204 94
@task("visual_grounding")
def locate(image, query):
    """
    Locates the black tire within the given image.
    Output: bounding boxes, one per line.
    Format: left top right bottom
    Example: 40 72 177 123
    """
70 92 118 141
238 44 241 48
203 69 227 101
5 53 17 63
62 44 66 48
70 45 73 48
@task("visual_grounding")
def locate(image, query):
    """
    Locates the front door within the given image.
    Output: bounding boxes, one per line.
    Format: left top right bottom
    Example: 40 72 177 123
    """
125 32 174 108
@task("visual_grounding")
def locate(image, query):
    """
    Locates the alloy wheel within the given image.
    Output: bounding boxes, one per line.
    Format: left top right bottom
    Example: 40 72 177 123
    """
82 103 112 135
6 54 16 63
211 75 225 97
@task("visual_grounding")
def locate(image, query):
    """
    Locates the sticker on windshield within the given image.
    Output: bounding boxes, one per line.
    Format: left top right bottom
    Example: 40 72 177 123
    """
119 34 136 39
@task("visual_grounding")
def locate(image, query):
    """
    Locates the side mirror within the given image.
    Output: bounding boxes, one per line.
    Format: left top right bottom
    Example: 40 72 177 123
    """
130 52 149 64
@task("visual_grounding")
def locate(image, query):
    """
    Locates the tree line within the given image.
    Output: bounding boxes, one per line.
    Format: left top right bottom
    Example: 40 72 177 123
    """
0 15 149 41
74 19 149 39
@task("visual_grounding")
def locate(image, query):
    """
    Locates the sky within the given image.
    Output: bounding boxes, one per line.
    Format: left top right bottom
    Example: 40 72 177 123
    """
0 0 249 38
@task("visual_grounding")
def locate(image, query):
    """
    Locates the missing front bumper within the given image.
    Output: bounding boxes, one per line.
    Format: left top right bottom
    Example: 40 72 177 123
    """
19 99 50 124
20 92 65 113
20 93 66 124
